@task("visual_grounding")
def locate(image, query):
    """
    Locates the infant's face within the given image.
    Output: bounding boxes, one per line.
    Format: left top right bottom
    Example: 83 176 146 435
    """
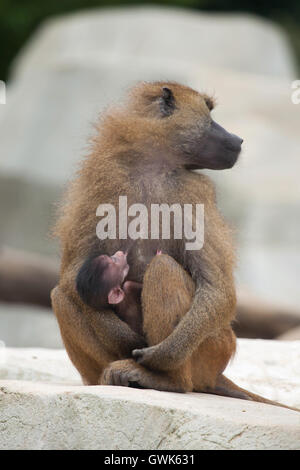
99 251 129 287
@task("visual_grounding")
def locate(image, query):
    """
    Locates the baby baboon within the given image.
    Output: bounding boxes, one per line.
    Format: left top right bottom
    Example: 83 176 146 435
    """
52 81 297 411
76 250 143 335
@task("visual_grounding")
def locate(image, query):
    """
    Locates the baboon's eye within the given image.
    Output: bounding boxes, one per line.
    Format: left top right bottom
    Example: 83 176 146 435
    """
159 87 176 117
204 96 215 111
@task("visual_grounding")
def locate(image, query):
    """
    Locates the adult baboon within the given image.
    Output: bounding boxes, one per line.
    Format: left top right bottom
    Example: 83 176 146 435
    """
51 82 296 410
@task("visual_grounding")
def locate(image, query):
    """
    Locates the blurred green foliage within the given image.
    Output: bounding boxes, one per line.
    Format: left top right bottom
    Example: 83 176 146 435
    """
0 0 300 80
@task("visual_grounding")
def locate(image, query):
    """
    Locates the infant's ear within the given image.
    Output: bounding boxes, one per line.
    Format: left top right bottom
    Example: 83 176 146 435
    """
108 286 125 305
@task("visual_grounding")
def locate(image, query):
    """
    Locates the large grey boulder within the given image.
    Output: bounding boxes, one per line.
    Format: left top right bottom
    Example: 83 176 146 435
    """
0 380 299 450
0 8 299 308
13 7 296 80
1 340 299 449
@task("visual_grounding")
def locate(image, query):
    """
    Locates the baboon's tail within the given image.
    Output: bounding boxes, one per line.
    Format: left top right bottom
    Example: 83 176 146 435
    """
210 374 299 412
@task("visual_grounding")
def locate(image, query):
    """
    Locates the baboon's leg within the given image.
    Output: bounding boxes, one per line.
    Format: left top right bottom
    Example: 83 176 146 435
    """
141 254 236 392
191 327 236 391
51 286 112 385
142 254 195 344
139 254 195 392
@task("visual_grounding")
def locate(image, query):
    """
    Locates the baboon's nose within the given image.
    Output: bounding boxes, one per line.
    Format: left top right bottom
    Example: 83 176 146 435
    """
230 134 243 150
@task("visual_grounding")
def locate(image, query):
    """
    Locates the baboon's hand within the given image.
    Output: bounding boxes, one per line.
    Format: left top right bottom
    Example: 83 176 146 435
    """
132 346 156 368
132 344 178 371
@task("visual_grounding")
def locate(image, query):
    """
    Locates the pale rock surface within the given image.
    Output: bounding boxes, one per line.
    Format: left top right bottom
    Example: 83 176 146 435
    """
0 381 299 450
227 339 300 408
0 381 300 450
0 348 79 384
1 340 299 449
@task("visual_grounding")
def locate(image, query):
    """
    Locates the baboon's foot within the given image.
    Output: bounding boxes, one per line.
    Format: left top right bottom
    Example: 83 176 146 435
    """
100 358 191 393
100 359 148 388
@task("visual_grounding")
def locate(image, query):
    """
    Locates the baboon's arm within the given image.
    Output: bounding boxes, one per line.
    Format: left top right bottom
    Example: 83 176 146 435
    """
58 260 147 357
88 307 147 358
52 284 146 362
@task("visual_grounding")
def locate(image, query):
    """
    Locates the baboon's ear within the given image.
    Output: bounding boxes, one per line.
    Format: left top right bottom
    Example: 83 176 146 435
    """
203 95 216 111
159 87 176 117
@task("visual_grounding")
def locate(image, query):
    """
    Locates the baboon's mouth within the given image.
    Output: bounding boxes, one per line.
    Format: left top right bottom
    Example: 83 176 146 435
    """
184 164 203 170
184 146 241 171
